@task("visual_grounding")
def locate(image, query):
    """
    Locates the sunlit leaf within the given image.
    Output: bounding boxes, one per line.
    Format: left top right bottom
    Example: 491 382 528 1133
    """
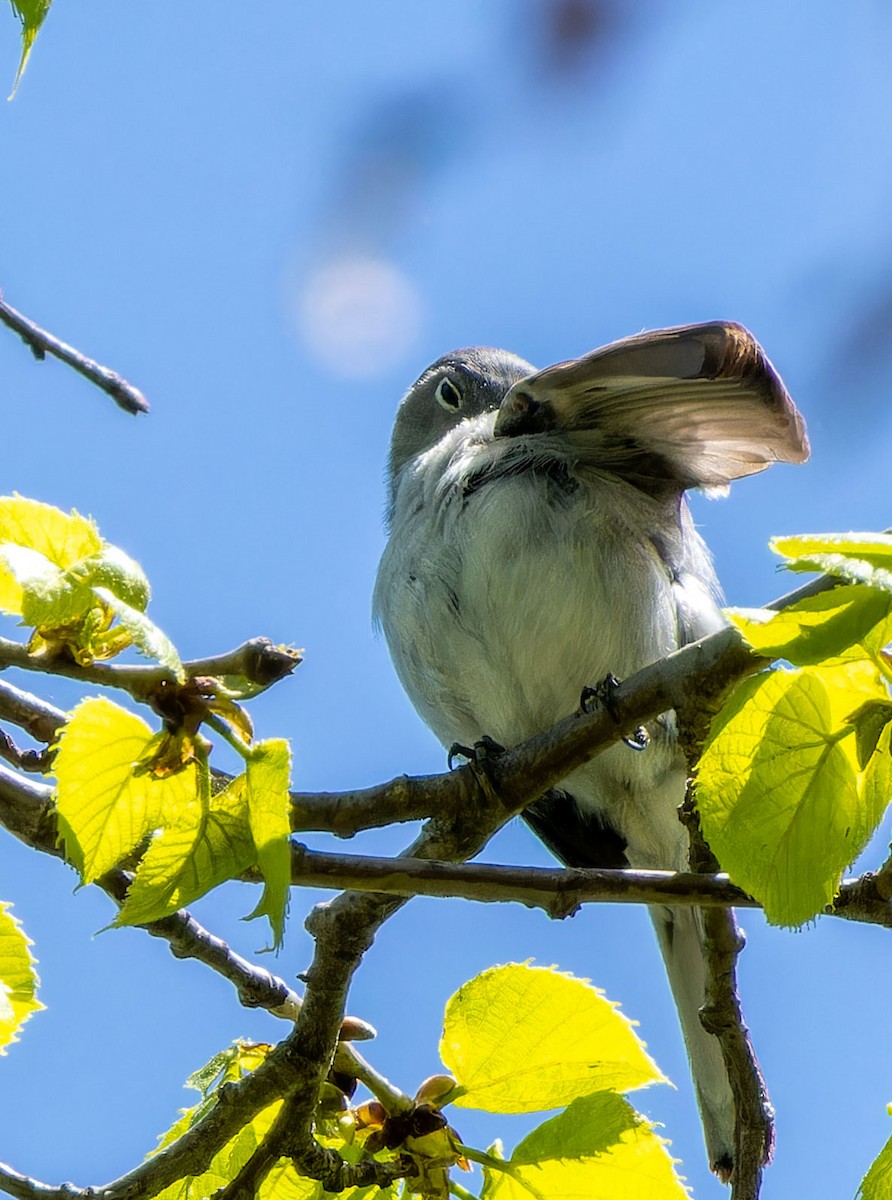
728 585 892 667
8 0 53 96
117 774 255 925
861 725 892 839
67 544 150 610
698 667 887 926
0 495 99 569
259 1161 323 1199
480 1092 687 1200
0 903 43 1053
773 532 892 592
153 1041 273 1155
96 588 184 678
859 1110 892 1200
441 963 663 1114
152 1099 282 1200
54 697 185 880
0 543 83 623
244 740 292 949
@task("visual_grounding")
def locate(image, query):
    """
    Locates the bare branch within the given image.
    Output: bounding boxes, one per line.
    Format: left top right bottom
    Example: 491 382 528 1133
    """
0 636 300 699
0 680 66 744
0 291 149 416
288 842 757 912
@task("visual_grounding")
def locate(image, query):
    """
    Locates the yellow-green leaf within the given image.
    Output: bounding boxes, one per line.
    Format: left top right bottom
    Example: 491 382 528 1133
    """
859 1111 892 1200
728 585 892 667
67 545 151 612
153 1041 273 1154
0 495 99 569
54 697 181 880
698 667 883 926
0 903 43 1053
773 532 892 592
117 774 256 926
96 589 184 679
441 964 663 1114
0 543 72 622
244 739 292 950
481 1093 687 1200
8 0 52 96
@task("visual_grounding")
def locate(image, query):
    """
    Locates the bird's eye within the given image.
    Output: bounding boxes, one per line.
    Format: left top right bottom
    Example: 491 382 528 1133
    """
435 377 463 412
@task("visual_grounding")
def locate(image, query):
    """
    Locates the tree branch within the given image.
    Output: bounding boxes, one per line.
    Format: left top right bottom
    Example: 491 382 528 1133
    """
0 291 149 416
0 636 300 699
0 680 67 744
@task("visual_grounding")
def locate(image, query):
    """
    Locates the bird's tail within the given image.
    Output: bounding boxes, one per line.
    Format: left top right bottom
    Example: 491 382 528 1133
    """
649 904 737 1178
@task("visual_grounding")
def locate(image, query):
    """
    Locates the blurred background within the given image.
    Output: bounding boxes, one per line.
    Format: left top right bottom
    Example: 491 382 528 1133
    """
2 3 892 1196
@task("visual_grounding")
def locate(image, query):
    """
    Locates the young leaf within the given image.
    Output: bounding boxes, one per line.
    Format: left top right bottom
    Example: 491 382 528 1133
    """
773 532 892 592
0 494 100 569
858 1111 892 1200
96 588 184 679
0 903 43 1053
440 963 663 1114
54 697 181 880
860 724 892 837
481 1093 687 1200
153 1041 274 1154
68 544 151 612
697 667 886 926
728 585 892 667
0 543 91 625
244 739 293 950
117 775 255 926
8 0 53 96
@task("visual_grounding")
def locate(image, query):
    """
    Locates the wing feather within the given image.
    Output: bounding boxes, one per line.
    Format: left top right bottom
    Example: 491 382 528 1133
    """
493 322 809 490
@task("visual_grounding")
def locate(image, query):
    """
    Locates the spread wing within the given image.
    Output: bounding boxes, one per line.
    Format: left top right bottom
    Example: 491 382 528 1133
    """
493 321 809 491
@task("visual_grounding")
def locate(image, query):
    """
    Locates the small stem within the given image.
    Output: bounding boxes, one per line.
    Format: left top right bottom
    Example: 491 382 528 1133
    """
204 713 252 762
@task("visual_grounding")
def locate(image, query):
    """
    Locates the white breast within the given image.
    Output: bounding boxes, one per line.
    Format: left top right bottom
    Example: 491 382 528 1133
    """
373 412 725 868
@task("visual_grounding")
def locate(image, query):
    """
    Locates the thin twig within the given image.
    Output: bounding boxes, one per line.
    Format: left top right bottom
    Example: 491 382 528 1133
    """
0 291 149 416
0 729 52 773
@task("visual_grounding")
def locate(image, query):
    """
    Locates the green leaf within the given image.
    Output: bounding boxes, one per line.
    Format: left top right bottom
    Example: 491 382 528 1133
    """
54 697 187 880
152 1098 282 1200
697 667 887 926
848 700 892 770
244 739 292 950
96 588 184 679
153 1041 273 1154
859 1115 892 1200
861 724 892 837
117 774 256 926
481 1094 686 1200
728 585 892 667
150 1043 394 1200
0 903 43 1053
440 963 663 1114
7 0 52 96
67 544 151 611
0 543 93 626
773 532 892 592
0 494 99 569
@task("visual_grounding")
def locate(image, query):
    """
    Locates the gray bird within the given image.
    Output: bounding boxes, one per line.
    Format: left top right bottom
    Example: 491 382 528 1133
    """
373 321 808 1176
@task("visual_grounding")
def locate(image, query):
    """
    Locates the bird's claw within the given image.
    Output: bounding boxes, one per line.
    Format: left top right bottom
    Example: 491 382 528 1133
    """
448 735 506 770
579 675 650 751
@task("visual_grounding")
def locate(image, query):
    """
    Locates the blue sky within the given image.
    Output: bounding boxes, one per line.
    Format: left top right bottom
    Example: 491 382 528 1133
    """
3 4 892 1197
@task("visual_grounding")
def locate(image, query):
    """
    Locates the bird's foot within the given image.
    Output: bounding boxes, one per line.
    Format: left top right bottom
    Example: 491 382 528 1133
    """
447 735 506 770
579 675 650 752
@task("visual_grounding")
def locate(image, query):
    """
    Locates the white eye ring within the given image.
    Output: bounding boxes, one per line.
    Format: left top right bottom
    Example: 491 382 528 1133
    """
435 377 463 411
